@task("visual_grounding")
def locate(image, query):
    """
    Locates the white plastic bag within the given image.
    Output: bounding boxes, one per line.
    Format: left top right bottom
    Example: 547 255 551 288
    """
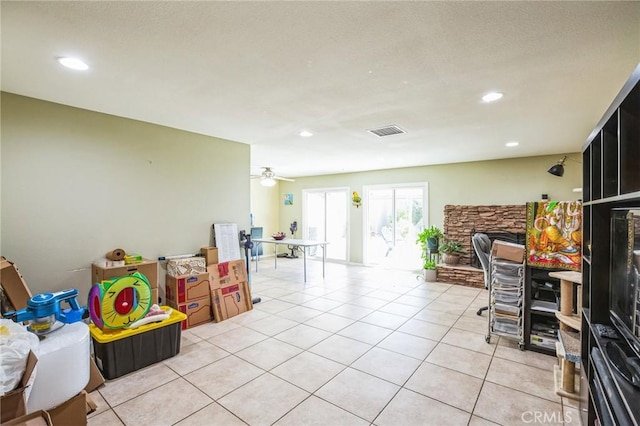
0 319 39 395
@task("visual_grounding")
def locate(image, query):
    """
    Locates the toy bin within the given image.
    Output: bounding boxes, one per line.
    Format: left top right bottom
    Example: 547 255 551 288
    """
89 308 186 380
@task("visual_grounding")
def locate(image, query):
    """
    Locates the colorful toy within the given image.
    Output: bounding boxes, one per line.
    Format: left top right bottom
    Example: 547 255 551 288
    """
4 289 85 334
88 285 104 329
128 304 172 329
88 272 152 329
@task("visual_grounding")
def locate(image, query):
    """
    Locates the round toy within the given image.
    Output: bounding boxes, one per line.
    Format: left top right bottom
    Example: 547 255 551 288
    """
88 284 104 328
100 272 152 329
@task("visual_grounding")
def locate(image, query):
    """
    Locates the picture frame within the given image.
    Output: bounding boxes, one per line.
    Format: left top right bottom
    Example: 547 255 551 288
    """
284 193 293 205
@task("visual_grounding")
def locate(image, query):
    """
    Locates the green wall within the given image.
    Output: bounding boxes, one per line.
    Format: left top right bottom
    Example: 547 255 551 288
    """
249 178 281 252
2 91 583 300
1 93 250 301
251 154 582 264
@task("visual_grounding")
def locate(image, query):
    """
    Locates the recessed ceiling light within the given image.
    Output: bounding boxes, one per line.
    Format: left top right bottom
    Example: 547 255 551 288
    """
57 57 89 71
505 141 519 147
299 130 313 137
482 92 503 103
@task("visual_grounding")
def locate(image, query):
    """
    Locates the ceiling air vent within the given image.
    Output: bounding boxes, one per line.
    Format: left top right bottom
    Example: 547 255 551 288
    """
367 125 406 137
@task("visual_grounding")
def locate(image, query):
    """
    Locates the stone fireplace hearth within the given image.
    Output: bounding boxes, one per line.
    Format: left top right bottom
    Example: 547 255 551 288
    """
438 204 527 287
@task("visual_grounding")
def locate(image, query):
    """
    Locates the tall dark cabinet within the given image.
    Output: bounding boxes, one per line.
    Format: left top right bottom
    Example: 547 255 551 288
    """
580 64 640 426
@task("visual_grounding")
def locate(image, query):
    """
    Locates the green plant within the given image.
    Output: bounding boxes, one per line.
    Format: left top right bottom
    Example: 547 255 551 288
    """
423 259 437 270
416 225 443 251
416 225 443 243
439 241 466 254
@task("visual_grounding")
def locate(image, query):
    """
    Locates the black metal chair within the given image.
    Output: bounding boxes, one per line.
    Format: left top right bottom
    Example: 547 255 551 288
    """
472 233 491 315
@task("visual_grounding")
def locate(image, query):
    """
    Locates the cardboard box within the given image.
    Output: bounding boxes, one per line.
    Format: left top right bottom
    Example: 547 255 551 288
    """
208 260 248 290
152 287 159 305
85 392 97 415
169 297 212 329
227 259 248 284
47 391 87 426
91 259 158 289
0 257 33 312
200 247 219 265
0 259 100 425
1 391 88 426
1 411 52 426
166 258 206 277
84 358 105 393
0 351 38 423
165 273 210 304
491 240 525 263
2 391 91 426
207 265 231 289
211 281 253 322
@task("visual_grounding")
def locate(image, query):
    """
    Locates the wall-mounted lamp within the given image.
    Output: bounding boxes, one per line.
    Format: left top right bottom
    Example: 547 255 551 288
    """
547 156 567 177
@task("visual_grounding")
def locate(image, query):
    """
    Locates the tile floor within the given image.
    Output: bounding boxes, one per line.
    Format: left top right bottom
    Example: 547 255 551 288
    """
87 260 581 426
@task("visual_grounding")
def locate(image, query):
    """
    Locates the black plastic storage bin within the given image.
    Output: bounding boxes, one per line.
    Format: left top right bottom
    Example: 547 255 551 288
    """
89 309 186 379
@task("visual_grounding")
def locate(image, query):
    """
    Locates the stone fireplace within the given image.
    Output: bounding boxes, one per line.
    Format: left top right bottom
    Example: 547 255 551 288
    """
437 204 527 287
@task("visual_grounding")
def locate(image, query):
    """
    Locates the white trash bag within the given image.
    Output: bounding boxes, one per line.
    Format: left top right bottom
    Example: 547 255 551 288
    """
0 319 39 395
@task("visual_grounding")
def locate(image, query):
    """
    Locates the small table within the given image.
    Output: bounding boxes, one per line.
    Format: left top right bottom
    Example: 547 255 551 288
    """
426 249 440 264
252 238 329 283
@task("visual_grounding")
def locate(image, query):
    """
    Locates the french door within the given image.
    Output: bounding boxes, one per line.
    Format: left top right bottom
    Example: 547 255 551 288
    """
303 188 348 262
364 183 427 269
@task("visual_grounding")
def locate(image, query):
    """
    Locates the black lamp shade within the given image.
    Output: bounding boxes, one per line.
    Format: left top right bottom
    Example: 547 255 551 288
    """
548 163 565 177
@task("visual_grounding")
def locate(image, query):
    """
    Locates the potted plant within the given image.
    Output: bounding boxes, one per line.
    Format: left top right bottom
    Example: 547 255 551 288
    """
423 259 437 282
440 240 466 265
416 225 443 252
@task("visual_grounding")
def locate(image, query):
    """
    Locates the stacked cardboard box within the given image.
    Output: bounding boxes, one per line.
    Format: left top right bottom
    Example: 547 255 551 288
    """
208 259 253 322
0 257 104 425
92 259 159 305
0 257 32 311
165 257 212 329
200 247 219 266
491 241 526 263
1 351 94 425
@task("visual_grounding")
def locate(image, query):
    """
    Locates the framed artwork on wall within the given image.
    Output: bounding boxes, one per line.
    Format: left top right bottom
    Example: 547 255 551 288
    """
284 193 293 205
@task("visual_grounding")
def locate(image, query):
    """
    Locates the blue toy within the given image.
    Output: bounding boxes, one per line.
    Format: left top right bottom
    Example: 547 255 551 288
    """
4 289 85 334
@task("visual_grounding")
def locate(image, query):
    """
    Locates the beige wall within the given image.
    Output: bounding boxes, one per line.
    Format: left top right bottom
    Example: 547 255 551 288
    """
249 178 280 240
251 154 582 264
2 91 583 301
1 93 250 302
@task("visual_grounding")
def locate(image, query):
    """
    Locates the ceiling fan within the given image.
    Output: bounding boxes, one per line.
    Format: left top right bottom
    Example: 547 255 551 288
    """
251 167 294 187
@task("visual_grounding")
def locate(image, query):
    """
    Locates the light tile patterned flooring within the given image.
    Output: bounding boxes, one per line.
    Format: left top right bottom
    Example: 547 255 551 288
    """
88 261 580 426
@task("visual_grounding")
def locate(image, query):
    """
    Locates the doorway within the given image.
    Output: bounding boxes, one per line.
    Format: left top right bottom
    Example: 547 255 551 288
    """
303 188 348 262
364 183 427 269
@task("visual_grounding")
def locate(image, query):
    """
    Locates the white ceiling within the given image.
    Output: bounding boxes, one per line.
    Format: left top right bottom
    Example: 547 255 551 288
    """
2 1 639 179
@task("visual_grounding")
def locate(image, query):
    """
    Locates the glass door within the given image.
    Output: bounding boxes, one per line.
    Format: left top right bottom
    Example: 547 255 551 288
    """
303 188 348 262
364 184 427 269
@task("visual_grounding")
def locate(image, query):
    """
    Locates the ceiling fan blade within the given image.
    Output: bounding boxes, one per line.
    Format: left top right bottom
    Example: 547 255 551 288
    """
274 176 295 182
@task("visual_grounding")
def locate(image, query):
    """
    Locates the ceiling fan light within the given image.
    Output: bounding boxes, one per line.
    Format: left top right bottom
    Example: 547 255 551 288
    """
261 177 276 187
